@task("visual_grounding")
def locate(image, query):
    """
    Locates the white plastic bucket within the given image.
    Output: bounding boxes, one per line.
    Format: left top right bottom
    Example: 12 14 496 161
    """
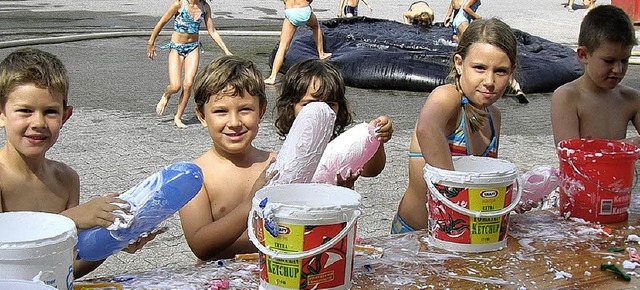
0 211 77 290
424 156 522 253
248 183 361 290
0 279 57 289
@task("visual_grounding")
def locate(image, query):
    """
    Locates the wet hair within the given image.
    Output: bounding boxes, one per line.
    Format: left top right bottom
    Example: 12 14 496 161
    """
448 18 517 132
0 48 69 109
412 12 434 27
579 5 637 53
193 55 266 115
274 59 353 139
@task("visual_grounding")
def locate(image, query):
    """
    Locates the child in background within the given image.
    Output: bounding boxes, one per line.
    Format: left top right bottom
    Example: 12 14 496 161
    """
147 0 232 129
338 0 373 18
0 48 155 278
402 1 434 27
551 5 640 146
565 0 596 13
264 0 332 85
452 0 480 41
393 18 518 233
443 0 462 27
273 59 392 187
178 56 277 261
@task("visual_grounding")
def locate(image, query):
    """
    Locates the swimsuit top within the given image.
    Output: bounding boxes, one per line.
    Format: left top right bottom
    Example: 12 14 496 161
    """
174 0 205 34
447 98 497 157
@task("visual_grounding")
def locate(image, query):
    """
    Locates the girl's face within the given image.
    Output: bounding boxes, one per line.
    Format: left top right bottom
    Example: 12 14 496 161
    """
0 84 71 159
454 42 514 108
293 78 339 117
198 91 264 156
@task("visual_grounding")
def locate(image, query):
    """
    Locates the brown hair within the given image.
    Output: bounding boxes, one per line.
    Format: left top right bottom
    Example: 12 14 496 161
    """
412 12 434 27
448 18 517 132
0 48 69 109
579 5 637 53
274 59 352 139
193 55 266 114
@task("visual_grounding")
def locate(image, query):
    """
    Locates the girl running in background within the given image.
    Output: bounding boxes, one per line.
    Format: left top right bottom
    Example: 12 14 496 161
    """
264 0 332 85
147 0 232 129
393 18 518 233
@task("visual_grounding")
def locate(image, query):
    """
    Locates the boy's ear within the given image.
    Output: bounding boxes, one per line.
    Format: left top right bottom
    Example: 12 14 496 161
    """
62 106 73 126
576 46 589 65
195 107 207 128
259 105 267 119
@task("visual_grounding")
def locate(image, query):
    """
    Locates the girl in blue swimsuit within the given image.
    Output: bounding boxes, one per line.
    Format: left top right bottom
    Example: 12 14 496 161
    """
392 18 518 234
147 0 232 129
264 0 332 85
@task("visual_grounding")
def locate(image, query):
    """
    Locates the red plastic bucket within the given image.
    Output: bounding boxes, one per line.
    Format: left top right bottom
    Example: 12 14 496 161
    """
557 139 640 223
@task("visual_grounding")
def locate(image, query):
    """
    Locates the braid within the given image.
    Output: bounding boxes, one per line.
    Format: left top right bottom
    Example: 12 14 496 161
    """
455 74 488 133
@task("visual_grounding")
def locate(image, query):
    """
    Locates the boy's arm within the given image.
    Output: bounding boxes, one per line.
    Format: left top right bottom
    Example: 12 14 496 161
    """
179 161 275 261
204 4 232 55
551 85 580 145
74 259 105 279
338 0 345 16
623 89 640 146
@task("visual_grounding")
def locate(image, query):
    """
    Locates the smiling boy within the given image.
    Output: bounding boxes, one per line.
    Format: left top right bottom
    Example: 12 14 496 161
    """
551 5 640 146
179 55 276 262
0 48 139 278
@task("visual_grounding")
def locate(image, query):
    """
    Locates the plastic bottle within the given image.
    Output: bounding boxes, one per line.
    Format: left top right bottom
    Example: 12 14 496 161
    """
76 162 203 261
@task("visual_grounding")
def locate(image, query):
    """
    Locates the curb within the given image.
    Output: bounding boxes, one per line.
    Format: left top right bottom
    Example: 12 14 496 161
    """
0 30 280 49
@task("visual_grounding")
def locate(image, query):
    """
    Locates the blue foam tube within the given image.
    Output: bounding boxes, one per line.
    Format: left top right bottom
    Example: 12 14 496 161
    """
76 162 203 261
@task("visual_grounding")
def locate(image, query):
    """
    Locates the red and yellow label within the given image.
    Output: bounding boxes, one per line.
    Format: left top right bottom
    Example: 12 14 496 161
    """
258 219 353 289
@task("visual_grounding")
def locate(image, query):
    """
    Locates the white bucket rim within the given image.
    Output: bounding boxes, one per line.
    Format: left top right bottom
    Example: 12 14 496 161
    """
423 156 518 187
0 279 57 289
252 183 361 223
0 211 77 260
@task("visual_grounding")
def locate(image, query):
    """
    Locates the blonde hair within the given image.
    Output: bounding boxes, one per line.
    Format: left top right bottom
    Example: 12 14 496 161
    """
0 48 69 109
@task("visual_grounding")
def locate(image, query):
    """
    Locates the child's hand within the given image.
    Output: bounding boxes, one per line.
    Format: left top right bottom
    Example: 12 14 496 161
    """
336 169 361 189
249 158 279 198
63 193 128 229
370 116 393 143
122 227 166 254
146 44 157 60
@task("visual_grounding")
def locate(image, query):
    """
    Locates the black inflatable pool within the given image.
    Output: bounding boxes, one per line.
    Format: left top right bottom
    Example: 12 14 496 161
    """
271 17 583 94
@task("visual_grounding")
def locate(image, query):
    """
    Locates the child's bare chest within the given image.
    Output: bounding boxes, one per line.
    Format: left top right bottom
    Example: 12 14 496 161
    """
1 175 68 213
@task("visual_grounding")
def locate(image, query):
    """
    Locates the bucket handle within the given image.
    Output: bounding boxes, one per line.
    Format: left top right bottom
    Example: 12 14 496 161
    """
567 158 638 194
425 173 522 218
247 207 361 260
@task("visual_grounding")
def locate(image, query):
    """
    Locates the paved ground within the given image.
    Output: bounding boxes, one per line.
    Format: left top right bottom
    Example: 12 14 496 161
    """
2 0 640 281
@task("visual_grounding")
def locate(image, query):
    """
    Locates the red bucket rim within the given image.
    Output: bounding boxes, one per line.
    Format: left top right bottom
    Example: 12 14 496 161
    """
557 138 640 159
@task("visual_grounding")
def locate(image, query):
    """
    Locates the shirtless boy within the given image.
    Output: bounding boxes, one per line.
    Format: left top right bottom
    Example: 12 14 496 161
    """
179 55 277 261
551 5 640 146
0 48 143 278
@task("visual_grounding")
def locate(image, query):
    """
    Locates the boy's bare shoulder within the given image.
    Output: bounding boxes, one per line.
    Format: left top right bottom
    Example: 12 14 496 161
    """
620 84 640 100
46 158 80 184
552 79 580 100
